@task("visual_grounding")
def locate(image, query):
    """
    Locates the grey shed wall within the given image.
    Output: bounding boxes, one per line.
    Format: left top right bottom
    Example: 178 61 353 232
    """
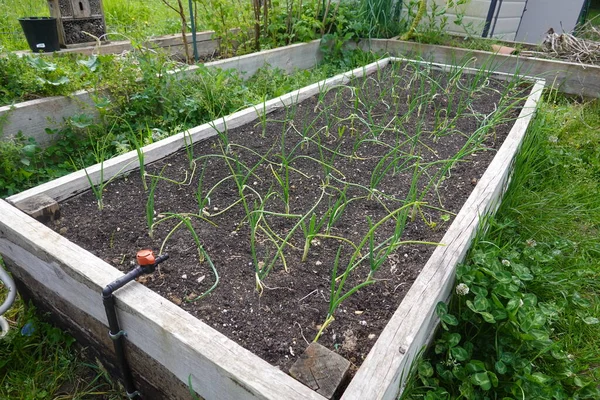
416 0 527 41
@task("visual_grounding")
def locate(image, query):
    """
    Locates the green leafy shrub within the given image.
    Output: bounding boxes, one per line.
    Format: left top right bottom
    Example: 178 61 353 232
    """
0 50 123 106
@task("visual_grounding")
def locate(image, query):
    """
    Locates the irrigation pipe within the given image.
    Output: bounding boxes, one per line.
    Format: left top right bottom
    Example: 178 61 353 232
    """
0 266 17 338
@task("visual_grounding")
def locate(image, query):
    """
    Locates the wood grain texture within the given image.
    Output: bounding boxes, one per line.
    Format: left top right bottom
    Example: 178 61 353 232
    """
13 193 60 222
7 58 389 205
341 79 545 400
290 342 351 399
7 258 192 399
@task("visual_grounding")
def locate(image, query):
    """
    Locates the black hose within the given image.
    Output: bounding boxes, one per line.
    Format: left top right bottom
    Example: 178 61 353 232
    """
103 290 138 396
1 266 17 338
102 254 169 398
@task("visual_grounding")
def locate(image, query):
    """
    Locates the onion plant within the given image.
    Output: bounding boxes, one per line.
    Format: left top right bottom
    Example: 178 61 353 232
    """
313 201 441 342
146 166 166 238
129 127 148 191
156 212 219 300
82 129 134 211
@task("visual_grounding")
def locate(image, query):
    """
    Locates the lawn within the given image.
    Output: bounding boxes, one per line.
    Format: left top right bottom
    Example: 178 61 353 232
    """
588 8 600 27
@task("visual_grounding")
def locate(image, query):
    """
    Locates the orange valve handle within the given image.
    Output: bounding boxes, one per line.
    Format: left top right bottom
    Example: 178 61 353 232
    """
136 249 155 266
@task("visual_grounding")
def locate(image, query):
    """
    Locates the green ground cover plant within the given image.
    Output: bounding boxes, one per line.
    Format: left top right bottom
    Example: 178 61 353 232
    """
0 260 124 399
401 95 600 399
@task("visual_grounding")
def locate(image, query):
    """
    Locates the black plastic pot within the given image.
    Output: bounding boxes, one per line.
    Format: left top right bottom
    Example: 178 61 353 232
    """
18 17 60 53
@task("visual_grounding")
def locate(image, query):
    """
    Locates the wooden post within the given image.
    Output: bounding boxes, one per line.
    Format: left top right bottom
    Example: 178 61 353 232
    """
289 343 351 400
47 0 66 47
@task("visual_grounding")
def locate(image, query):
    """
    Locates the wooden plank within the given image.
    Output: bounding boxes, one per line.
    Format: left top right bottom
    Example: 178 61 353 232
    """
13 193 60 222
341 79 546 400
0 89 97 145
7 58 389 205
290 343 351 399
388 56 538 83
1 40 322 146
0 200 326 400
365 38 600 98
181 40 324 79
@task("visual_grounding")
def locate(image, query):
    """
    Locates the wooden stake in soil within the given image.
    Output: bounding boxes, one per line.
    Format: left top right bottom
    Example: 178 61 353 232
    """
289 342 351 400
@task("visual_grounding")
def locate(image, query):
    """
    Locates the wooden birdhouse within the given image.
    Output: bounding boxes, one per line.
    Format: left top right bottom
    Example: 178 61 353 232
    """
47 0 107 47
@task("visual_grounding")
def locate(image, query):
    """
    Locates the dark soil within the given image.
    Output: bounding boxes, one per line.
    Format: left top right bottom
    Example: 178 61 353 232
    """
50 63 527 375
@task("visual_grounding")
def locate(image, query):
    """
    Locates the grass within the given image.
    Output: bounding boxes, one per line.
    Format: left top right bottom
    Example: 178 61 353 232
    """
401 94 600 398
1 263 124 399
587 8 600 27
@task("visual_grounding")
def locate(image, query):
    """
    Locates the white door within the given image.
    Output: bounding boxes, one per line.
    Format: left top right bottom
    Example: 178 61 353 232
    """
515 0 586 43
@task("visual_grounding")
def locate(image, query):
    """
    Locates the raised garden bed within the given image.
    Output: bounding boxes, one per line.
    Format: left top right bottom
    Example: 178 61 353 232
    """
13 30 227 58
0 40 322 146
14 31 227 57
364 38 600 98
0 58 544 399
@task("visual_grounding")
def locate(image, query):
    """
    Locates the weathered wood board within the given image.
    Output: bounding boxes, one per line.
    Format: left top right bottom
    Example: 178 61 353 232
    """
290 342 351 399
0 57 545 399
13 30 221 57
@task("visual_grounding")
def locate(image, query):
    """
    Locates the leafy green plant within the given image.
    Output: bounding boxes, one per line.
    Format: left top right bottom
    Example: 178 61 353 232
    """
362 0 403 38
0 135 42 197
0 50 110 106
